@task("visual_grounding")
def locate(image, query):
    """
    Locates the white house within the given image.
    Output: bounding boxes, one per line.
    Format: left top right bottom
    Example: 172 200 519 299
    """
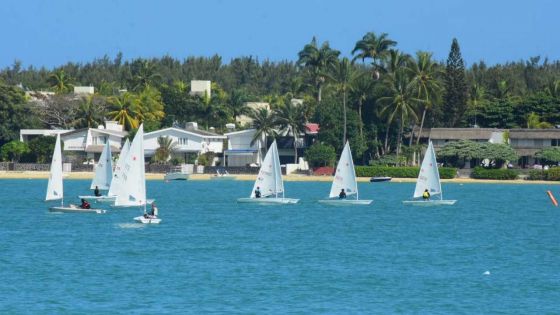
190 80 211 98
60 121 127 160
224 129 264 167
144 124 226 164
20 129 70 142
73 86 95 94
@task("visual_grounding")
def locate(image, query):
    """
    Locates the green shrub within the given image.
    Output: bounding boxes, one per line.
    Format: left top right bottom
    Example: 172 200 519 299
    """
529 167 560 181
355 166 457 179
471 166 519 180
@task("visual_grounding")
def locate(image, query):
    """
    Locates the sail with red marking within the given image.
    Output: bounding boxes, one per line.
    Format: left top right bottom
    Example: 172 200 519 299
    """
413 141 442 199
115 124 146 206
328 141 358 198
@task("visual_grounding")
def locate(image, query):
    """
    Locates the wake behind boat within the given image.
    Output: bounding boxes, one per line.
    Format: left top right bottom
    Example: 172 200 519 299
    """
402 141 456 206
237 140 299 204
318 141 372 206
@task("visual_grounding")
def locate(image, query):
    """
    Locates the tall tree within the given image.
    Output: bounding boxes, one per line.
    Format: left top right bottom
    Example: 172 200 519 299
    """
228 89 250 121
443 38 468 127
378 70 422 161
48 69 74 94
107 92 142 131
74 95 107 128
326 57 355 145
153 136 176 162
297 37 340 102
275 101 307 163
0 84 40 146
352 32 397 79
130 60 162 92
407 51 443 145
249 108 278 161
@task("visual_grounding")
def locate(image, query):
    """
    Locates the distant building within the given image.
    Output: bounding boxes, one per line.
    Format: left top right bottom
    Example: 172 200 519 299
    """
428 128 506 148
73 86 95 95
223 129 264 167
190 80 211 98
60 121 127 161
144 122 226 165
509 129 560 167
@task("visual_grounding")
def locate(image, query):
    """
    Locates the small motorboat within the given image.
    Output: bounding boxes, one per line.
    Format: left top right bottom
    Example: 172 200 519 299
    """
369 176 392 182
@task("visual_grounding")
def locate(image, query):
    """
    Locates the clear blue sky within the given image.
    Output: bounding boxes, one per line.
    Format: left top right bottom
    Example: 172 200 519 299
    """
3 0 559 69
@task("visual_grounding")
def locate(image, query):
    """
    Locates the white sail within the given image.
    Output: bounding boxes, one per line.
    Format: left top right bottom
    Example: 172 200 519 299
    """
107 138 130 197
90 141 113 190
413 141 442 199
250 140 282 198
114 125 147 207
329 141 358 198
46 134 63 201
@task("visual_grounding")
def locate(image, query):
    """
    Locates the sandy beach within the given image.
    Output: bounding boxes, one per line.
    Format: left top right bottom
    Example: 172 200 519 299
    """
1 171 558 185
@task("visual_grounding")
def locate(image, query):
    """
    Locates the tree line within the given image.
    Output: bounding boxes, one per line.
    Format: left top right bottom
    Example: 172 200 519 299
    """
1 31 560 165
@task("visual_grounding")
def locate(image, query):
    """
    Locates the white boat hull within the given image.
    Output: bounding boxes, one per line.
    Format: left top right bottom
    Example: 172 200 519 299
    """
134 216 162 224
164 173 189 181
318 199 373 205
237 197 299 204
78 195 116 202
49 205 106 214
402 200 457 206
111 199 155 208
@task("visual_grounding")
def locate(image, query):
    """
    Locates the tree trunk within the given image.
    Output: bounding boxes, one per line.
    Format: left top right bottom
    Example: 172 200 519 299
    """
343 89 347 145
293 134 298 164
317 84 322 103
384 123 390 154
358 100 364 140
416 108 427 145
396 119 403 165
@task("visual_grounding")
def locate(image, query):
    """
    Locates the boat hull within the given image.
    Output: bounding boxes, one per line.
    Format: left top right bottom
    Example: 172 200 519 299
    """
237 197 299 204
318 199 373 205
370 177 392 182
111 199 156 208
402 200 457 206
78 195 116 202
134 216 162 224
49 206 106 214
164 173 189 181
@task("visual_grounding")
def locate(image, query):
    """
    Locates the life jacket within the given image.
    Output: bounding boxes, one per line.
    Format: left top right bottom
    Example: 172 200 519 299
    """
423 191 430 198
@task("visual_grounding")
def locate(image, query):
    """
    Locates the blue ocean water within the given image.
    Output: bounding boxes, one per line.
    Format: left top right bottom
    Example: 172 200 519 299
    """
0 179 558 314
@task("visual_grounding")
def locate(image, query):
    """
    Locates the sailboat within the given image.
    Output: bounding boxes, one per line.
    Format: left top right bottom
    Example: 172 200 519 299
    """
402 141 457 206
113 124 161 223
47 134 106 214
106 138 130 200
237 140 299 204
211 168 236 180
78 141 115 202
318 141 373 205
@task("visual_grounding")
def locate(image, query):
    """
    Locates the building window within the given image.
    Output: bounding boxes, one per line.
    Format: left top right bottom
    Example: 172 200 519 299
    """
552 139 560 146
178 138 188 145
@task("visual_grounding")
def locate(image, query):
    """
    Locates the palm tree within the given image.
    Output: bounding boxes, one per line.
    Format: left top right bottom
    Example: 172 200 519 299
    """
378 70 422 162
249 108 278 161
137 86 165 124
349 72 375 140
74 95 106 128
326 57 355 144
545 79 560 98
48 69 74 94
275 101 307 163
297 37 340 102
228 89 250 121
131 60 162 92
154 136 176 162
107 93 142 131
352 32 397 79
468 82 486 127
406 51 443 145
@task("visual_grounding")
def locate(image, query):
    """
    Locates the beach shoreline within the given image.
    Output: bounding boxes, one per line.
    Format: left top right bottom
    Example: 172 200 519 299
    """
0 171 558 185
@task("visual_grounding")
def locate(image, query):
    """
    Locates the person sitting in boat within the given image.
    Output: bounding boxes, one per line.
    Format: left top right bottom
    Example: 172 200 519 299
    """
423 189 431 201
94 185 101 197
255 186 261 198
339 189 347 199
80 199 91 209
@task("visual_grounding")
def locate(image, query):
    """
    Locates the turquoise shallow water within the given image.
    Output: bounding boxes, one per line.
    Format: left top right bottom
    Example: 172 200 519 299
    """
0 179 559 314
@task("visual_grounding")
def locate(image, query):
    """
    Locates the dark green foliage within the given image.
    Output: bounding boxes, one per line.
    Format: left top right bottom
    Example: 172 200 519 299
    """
355 166 457 179
471 167 519 180
304 143 337 167
0 140 30 162
0 84 41 146
535 147 560 164
27 136 56 163
528 168 560 181
443 39 468 127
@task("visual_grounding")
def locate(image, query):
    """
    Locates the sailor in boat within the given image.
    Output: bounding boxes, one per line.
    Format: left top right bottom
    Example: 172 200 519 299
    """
144 203 159 219
423 189 430 201
94 186 101 197
255 187 261 198
80 199 91 209
339 189 347 199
